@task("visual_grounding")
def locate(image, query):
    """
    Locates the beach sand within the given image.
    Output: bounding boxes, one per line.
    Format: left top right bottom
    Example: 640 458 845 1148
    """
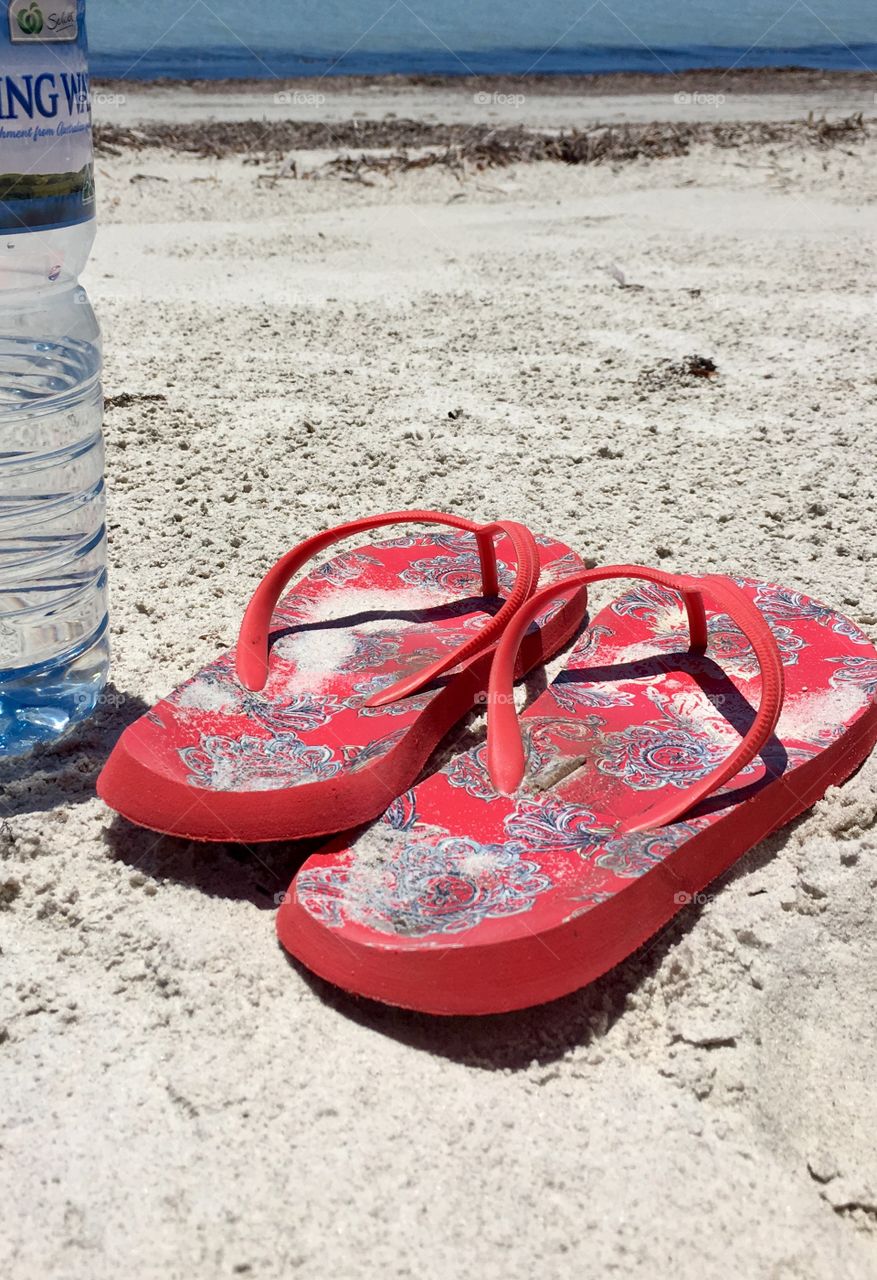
93 68 877 126
2 80 876 1277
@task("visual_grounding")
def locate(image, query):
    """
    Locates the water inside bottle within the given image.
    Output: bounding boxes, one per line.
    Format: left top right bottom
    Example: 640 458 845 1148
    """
0 334 108 755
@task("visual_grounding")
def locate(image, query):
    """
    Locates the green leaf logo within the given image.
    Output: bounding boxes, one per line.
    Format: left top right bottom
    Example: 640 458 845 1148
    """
17 2 44 34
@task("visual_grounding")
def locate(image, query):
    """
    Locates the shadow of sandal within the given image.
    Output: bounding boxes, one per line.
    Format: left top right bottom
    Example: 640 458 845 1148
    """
103 816 323 909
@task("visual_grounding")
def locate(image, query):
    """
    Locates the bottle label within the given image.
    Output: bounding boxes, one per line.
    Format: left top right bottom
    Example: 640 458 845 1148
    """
0 0 94 232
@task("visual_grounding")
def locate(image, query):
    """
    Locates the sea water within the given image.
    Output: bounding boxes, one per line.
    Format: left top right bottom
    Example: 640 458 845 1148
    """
88 0 876 78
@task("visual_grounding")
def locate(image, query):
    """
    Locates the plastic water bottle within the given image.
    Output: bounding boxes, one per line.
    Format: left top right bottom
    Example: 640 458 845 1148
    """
0 0 107 756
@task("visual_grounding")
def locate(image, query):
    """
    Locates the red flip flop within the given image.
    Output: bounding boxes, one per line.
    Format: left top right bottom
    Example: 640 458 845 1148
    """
277 565 877 1014
97 510 588 842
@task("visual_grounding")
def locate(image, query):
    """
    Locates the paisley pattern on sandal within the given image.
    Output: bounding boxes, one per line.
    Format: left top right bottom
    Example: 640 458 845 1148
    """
98 516 588 842
279 576 877 1014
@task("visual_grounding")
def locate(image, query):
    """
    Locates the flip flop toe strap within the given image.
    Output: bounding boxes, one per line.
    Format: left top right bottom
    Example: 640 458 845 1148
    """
485 564 785 832
235 509 541 696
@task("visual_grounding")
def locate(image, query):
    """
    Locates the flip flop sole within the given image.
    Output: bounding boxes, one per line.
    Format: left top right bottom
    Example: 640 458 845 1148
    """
278 578 877 1013
98 531 587 842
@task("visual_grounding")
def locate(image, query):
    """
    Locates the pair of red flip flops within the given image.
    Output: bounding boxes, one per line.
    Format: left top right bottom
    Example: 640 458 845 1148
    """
98 510 877 1015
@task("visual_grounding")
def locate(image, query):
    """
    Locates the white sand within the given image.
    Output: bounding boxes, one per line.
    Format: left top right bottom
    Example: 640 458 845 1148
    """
2 92 877 1277
93 76 876 127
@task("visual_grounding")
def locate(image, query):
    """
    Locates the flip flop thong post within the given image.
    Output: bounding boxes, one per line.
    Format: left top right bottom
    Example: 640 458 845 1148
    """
97 510 588 842
277 565 877 1014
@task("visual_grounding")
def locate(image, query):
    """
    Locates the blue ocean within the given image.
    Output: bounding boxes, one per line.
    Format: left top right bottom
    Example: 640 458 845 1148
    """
87 0 876 79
